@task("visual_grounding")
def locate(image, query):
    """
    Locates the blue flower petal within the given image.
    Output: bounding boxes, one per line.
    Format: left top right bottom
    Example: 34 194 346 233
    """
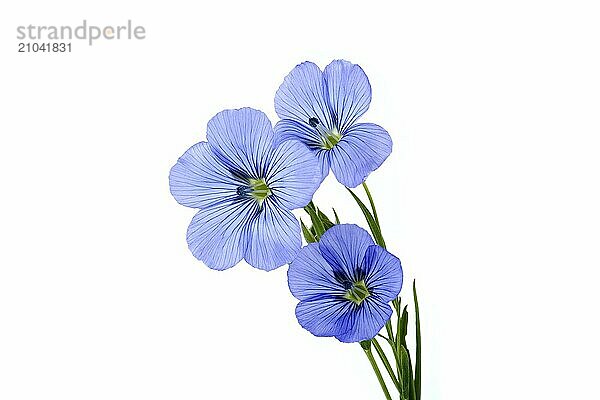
206 108 275 178
323 60 372 134
334 297 393 343
363 245 403 302
288 243 345 301
266 140 320 210
329 123 392 188
169 142 242 209
244 204 302 271
274 62 333 133
273 119 322 148
318 224 375 280
315 149 332 182
273 120 331 182
187 200 257 270
295 296 352 338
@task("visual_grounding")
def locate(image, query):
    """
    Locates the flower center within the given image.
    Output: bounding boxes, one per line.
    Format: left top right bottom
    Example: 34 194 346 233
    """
321 127 342 150
237 178 272 205
343 280 370 305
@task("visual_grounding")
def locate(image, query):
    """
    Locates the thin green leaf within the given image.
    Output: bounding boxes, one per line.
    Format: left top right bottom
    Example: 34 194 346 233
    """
394 317 402 397
395 304 408 351
346 188 386 248
385 320 394 344
395 298 403 377
406 345 416 400
413 280 421 400
362 182 380 225
317 208 335 230
332 208 340 224
372 338 400 391
393 297 401 315
305 200 317 213
399 345 411 400
300 218 316 243
304 203 325 238
377 333 390 342
378 332 396 350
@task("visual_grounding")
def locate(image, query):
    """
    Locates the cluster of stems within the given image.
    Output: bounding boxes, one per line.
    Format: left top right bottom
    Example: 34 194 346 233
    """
361 286 421 400
303 182 421 400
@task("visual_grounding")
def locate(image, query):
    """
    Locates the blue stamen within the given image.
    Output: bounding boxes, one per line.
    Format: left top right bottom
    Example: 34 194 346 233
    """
237 185 251 196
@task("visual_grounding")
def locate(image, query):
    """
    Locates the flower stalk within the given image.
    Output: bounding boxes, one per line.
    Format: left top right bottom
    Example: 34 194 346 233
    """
361 340 393 400
295 183 421 400
349 181 422 400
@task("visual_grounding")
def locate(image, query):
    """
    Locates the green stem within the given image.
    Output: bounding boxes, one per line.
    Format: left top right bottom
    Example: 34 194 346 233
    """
413 281 421 400
377 333 391 341
352 181 420 399
372 338 400 391
385 320 395 343
394 298 403 380
362 182 380 225
362 344 393 400
363 181 386 248
346 185 386 248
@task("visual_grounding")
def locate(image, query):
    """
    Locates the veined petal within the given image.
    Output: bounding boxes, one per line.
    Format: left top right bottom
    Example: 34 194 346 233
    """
295 296 352 338
186 200 257 270
267 141 320 210
169 142 241 209
288 243 345 301
206 108 275 178
334 297 393 343
329 123 392 188
244 204 301 271
318 224 374 281
273 119 323 149
323 60 372 134
273 120 331 183
362 245 403 302
275 62 333 132
315 149 332 182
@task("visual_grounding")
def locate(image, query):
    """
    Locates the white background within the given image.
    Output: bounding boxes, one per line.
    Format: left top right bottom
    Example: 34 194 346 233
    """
1 1 599 399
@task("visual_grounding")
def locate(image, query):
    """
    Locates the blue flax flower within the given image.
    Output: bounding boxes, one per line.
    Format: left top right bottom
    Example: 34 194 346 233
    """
288 224 403 343
274 60 392 188
169 108 320 271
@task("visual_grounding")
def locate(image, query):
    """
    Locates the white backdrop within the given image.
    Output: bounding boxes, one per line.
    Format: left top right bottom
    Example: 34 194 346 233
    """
1 1 599 399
